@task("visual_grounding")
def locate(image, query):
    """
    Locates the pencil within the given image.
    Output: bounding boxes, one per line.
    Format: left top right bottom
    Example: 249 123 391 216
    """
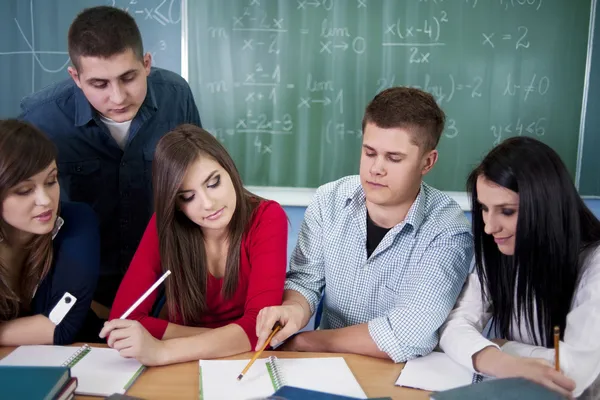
120 270 171 319
554 325 560 371
237 321 283 381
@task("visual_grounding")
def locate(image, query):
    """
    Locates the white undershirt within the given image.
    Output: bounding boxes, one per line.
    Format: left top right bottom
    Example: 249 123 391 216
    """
100 115 132 150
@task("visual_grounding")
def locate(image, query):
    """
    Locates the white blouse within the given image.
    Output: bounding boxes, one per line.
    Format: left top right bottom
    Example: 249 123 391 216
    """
439 247 600 398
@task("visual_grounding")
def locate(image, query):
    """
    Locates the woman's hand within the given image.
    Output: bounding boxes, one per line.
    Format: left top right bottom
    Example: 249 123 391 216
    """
474 346 576 398
99 319 168 366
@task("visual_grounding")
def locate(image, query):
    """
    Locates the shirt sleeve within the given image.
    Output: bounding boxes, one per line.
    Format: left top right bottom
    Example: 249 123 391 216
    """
438 271 499 373
500 250 600 397
231 202 288 348
108 214 168 339
45 203 100 345
284 189 326 314
185 86 202 128
368 231 473 363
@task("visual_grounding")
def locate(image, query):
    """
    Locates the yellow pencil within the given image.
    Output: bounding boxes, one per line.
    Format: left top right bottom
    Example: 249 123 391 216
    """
554 326 560 371
237 321 283 381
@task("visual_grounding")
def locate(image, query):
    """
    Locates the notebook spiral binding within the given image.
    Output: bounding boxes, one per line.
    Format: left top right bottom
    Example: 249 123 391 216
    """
267 356 287 390
62 344 92 368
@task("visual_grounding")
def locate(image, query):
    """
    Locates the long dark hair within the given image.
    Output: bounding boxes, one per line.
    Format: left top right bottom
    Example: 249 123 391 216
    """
467 136 600 347
0 119 57 320
153 124 260 325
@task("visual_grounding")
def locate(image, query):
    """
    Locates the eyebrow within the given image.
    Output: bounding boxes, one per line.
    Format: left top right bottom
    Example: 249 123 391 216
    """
177 170 218 194
362 144 407 157
86 69 138 84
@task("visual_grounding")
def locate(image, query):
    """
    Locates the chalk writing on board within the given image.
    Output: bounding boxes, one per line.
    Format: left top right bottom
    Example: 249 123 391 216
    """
503 73 550 101
233 8 287 33
254 136 273 154
325 120 361 145
377 74 483 104
482 26 530 49
491 117 547 145
444 119 460 139
500 0 543 11
0 0 70 92
319 37 366 54
208 27 228 39
112 0 182 25
298 89 344 114
236 112 294 135
385 12 448 43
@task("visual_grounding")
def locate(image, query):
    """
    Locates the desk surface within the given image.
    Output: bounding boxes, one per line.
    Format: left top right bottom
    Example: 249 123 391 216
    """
0 345 430 400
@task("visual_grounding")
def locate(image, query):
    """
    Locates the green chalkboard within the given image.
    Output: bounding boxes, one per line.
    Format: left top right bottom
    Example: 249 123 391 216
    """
188 0 592 191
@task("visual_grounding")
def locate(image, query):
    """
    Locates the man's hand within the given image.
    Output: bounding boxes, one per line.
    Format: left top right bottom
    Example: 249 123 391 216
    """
99 319 167 366
255 303 305 351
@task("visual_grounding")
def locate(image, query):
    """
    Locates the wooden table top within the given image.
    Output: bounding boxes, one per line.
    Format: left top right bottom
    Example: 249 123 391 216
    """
0 344 430 400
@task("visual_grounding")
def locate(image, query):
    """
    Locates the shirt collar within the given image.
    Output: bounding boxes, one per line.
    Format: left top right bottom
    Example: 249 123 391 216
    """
345 181 428 236
74 76 158 127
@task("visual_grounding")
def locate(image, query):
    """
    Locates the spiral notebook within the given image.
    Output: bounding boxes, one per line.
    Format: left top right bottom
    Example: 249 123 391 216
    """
0 344 145 396
199 356 367 400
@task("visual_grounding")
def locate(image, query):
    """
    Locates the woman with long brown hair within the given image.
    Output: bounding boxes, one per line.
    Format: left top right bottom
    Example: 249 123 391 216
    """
0 119 100 345
101 124 288 365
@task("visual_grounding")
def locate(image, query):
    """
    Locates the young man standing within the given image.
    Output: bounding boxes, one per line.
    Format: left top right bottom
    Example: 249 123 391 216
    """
256 87 473 362
19 6 201 309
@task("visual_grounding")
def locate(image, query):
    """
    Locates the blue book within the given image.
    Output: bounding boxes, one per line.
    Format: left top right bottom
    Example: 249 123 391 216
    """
0 365 71 400
268 386 392 399
430 377 565 400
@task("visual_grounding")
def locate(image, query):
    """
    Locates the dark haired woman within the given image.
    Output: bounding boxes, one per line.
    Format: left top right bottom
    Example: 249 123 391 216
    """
0 119 100 345
101 124 288 366
439 136 600 399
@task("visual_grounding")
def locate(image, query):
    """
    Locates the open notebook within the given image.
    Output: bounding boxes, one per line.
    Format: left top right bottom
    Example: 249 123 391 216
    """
199 356 367 400
0 344 145 397
395 351 486 392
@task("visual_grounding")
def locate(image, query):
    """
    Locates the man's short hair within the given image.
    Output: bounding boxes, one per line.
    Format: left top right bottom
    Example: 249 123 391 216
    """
68 6 144 71
362 87 446 151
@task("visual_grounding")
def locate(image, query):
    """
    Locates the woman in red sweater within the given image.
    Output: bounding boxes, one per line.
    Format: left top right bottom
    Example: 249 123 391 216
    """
99 124 288 366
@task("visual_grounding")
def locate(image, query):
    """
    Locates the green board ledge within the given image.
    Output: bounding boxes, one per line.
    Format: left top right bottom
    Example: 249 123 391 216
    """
246 186 471 211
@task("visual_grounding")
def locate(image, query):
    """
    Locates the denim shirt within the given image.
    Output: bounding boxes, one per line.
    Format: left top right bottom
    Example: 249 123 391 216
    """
19 67 201 305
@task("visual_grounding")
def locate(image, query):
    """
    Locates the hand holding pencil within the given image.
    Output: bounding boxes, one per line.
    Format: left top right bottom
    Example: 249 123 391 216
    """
238 321 283 381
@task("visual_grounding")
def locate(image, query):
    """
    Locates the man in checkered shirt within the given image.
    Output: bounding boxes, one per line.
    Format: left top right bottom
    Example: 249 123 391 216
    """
256 87 473 363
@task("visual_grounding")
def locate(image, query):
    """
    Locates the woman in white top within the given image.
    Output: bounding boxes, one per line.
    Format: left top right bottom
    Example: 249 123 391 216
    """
439 136 600 399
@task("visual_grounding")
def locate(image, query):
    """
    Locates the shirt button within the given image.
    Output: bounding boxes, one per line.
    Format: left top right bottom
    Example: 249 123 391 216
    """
120 161 126 167
76 166 82 172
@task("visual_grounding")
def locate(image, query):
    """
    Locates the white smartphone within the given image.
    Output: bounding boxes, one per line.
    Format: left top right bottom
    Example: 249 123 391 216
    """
49 292 77 325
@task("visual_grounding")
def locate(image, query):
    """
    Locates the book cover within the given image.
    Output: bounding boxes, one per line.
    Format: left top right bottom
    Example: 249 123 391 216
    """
0 365 71 400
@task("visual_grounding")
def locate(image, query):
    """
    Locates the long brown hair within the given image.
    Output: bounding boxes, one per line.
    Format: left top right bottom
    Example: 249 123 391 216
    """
153 124 260 325
0 120 57 320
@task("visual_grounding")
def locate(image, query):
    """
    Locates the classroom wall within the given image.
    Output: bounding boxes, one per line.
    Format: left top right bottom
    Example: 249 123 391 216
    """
282 199 600 264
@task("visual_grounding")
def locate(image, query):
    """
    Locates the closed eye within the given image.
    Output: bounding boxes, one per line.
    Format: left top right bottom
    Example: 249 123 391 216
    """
179 194 194 203
501 208 516 216
16 188 33 196
208 175 221 189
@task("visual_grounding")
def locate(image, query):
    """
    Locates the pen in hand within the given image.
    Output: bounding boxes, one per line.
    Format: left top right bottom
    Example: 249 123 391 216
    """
237 321 283 381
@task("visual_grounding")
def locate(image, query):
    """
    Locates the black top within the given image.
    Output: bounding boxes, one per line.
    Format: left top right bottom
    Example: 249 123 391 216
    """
366 213 391 258
31 201 100 344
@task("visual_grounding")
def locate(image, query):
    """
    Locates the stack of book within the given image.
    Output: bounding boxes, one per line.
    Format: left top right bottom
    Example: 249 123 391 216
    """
0 365 78 400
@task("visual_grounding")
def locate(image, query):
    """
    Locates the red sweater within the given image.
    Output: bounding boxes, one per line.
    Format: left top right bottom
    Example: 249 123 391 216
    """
109 200 288 348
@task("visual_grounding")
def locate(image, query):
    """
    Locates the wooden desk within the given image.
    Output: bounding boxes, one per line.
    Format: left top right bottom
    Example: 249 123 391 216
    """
0 345 430 400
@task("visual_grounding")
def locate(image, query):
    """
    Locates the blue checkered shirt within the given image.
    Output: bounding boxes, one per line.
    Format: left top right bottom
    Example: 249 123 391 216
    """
285 176 473 362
